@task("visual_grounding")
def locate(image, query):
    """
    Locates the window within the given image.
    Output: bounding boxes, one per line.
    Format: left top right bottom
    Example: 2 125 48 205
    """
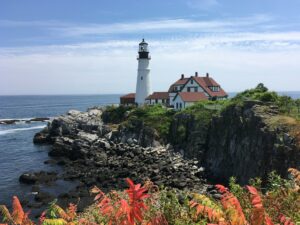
191 79 194 84
176 103 178 109
141 76 143 80
162 99 165 103
180 103 182 109
155 99 158 103
195 87 198 92
210 86 220 92
187 87 191 92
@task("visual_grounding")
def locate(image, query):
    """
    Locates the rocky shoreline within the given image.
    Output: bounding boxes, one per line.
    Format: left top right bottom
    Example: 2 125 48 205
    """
19 108 209 215
0 117 50 125
18 101 300 215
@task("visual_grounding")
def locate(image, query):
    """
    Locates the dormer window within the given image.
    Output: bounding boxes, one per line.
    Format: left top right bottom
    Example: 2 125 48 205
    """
210 86 220 92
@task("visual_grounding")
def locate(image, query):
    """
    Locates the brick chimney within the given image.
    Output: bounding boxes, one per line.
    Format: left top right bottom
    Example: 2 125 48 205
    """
195 72 198 77
206 73 209 77
181 74 184 79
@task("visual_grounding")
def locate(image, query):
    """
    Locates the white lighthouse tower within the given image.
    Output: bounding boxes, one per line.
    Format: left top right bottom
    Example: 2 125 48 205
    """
135 39 151 105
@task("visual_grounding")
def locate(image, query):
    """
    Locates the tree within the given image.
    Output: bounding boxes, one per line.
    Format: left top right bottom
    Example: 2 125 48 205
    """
255 83 268 92
277 96 293 114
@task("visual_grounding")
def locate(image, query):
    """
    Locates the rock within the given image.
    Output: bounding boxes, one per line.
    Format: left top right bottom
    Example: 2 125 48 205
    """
27 201 43 208
31 106 209 198
77 131 99 143
31 185 40 192
19 173 38 184
97 139 111 149
67 110 81 117
44 159 57 164
205 102 300 184
29 117 50 122
33 128 49 144
19 171 58 184
0 119 20 125
35 191 55 203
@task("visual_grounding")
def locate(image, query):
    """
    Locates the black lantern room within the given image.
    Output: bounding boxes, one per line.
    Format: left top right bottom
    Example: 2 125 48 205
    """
138 39 150 59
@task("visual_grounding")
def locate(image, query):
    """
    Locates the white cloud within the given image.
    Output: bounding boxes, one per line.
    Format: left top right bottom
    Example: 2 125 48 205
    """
52 15 272 37
0 15 272 38
0 14 299 95
1 32 300 95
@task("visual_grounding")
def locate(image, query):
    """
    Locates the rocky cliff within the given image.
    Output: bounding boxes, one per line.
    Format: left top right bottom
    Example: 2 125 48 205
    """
204 101 300 184
170 101 300 185
34 102 300 189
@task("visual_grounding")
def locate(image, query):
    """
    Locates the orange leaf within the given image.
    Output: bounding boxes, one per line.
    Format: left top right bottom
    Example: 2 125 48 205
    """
11 196 25 224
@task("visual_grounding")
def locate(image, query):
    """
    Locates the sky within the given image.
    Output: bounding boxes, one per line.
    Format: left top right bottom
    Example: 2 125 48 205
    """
1 0 300 95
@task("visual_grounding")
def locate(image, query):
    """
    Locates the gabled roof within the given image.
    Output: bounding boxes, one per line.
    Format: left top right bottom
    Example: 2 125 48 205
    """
192 76 227 97
168 78 189 92
168 75 227 97
176 92 208 102
146 92 169 100
120 93 135 99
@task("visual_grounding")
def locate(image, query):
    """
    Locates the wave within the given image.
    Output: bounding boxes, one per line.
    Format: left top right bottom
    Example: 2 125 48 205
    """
0 125 46 136
0 117 34 121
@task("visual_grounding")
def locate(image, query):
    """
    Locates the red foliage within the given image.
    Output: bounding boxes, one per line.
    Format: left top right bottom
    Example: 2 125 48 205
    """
279 214 295 225
215 184 247 225
246 186 266 225
39 211 46 225
12 196 25 224
190 200 224 223
95 178 150 225
146 213 168 225
125 178 150 224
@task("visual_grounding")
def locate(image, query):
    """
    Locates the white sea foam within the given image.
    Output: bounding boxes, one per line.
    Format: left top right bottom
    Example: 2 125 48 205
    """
0 117 34 121
0 125 46 135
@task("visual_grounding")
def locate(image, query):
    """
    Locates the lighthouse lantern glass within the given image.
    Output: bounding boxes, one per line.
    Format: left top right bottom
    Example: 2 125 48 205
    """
139 43 148 52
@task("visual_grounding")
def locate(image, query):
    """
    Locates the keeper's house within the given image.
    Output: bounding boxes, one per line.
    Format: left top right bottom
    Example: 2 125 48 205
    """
167 72 228 110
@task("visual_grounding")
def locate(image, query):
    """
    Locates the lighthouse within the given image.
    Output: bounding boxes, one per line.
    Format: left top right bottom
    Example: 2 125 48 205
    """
135 39 151 105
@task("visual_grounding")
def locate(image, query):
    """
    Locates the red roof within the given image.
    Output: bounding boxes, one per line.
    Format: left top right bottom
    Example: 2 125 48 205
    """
168 78 189 92
146 92 169 100
120 93 135 99
177 92 209 102
193 76 227 97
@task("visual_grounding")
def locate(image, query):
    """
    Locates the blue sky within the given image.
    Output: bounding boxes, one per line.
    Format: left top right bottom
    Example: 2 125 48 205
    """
1 0 300 94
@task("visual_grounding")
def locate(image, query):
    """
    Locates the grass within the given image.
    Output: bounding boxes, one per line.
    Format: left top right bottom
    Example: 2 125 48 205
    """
123 104 175 140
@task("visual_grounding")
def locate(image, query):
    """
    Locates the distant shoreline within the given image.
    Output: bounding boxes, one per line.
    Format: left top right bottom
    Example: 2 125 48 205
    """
0 91 300 97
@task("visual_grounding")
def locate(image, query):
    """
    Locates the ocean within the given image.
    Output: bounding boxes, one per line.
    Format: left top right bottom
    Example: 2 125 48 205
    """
0 95 120 206
0 92 299 207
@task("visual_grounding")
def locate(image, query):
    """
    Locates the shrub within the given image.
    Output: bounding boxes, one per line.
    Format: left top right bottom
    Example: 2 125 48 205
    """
102 105 135 124
1 169 299 225
124 105 175 140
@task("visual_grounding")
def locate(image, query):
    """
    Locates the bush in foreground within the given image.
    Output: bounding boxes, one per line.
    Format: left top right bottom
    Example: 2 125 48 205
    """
1 169 299 225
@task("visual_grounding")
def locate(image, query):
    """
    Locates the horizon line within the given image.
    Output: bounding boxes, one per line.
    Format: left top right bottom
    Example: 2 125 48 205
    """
1 90 300 97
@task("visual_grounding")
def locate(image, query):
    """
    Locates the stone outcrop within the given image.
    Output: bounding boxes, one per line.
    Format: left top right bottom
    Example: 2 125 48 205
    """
33 109 109 144
33 106 207 191
30 107 208 210
0 117 50 125
169 101 300 184
204 101 300 184
169 112 210 160
113 122 162 147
